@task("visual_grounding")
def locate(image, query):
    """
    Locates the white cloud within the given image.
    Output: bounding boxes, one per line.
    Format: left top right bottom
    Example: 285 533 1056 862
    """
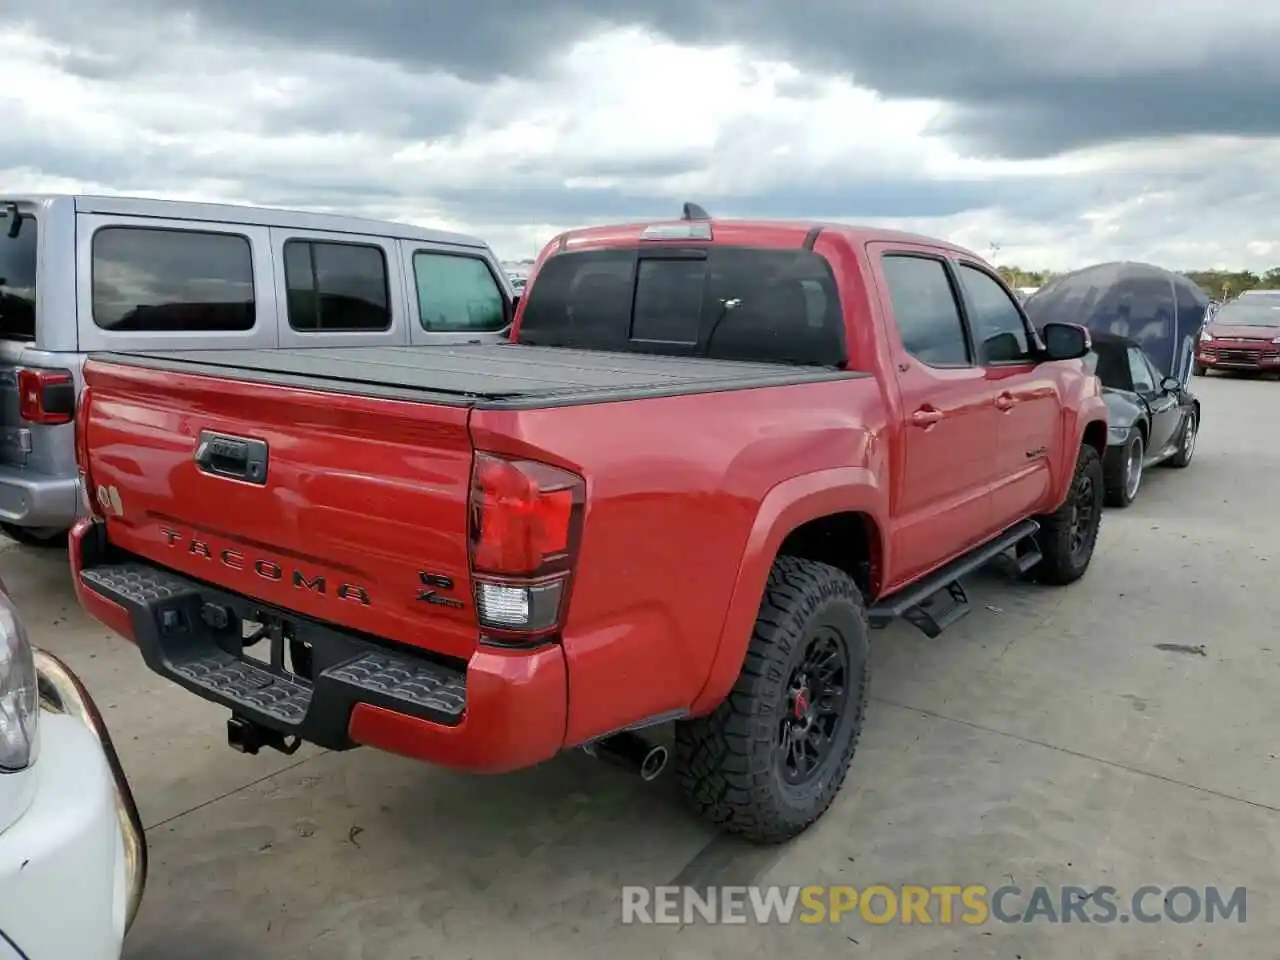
2 14 1279 273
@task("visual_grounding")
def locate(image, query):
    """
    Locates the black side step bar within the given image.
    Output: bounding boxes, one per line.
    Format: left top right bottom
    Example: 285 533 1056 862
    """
868 519 1041 638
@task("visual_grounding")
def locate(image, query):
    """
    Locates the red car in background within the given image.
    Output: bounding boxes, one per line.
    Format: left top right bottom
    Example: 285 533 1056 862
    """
1196 296 1280 374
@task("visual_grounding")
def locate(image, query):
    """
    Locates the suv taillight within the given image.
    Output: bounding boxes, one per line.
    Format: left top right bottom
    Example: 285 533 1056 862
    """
74 384 102 518
17 368 74 426
468 452 584 642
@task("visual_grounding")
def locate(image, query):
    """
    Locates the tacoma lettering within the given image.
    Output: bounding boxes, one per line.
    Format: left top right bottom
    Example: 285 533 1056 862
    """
254 560 282 580
293 571 325 593
159 527 370 605
338 584 371 605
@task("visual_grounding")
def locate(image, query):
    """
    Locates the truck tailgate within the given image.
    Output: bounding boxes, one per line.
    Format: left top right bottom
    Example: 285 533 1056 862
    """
81 358 479 660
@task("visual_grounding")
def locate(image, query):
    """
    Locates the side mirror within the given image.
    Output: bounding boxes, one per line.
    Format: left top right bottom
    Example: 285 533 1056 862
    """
1161 376 1179 393
1040 322 1091 361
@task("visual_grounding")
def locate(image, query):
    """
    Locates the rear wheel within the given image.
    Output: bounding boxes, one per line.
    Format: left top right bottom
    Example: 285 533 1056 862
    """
1028 444 1104 586
674 556 870 844
0 523 68 548
1103 430 1143 508
1167 410 1198 468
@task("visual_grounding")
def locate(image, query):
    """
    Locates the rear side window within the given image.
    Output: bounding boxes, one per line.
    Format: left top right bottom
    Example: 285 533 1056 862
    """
285 240 391 332
413 252 506 332
92 227 255 332
881 255 970 366
0 217 37 341
518 246 844 365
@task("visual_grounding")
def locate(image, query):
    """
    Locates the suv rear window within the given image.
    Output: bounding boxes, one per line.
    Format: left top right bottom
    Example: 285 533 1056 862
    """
518 246 845 365
284 239 391 332
413 251 506 333
0 216 37 341
92 227 255 332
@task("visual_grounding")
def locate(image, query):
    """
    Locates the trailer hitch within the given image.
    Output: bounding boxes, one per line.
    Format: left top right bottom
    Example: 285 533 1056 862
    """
227 714 302 756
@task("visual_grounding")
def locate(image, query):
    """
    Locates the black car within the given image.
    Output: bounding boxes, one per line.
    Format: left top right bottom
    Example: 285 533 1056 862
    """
1085 332 1199 507
1025 261 1207 508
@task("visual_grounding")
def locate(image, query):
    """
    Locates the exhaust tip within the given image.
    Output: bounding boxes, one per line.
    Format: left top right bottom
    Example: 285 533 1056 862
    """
584 731 670 781
640 744 668 782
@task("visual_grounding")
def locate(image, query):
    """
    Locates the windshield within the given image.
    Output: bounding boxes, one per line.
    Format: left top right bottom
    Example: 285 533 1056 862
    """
1211 301 1280 327
0 216 36 342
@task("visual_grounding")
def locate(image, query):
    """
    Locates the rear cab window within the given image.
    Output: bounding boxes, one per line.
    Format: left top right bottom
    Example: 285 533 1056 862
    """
413 252 507 333
518 245 845 365
0 215 37 342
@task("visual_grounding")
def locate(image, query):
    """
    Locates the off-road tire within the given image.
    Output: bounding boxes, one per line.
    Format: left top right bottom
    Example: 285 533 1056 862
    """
1028 443 1104 586
1103 429 1142 508
674 556 870 844
0 523 68 548
1167 409 1198 468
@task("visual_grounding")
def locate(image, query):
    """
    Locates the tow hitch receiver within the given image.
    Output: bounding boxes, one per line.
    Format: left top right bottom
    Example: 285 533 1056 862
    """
227 714 303 756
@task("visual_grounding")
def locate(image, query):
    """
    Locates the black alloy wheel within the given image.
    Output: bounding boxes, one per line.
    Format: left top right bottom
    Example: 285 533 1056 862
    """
1068 470 1098 560
777 628 850 786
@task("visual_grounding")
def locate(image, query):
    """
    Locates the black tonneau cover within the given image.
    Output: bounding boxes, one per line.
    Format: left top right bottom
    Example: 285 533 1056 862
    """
93 343 862 409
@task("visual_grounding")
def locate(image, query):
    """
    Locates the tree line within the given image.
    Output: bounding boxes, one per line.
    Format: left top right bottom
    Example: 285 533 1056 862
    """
996 265 1280 301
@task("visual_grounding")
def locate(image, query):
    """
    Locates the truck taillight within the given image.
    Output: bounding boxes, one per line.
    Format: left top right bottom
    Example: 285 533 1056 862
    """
17 368 74 426
468 452 584 639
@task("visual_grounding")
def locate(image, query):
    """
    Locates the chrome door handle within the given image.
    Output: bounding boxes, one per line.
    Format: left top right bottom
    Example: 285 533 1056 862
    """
995 393 1018 411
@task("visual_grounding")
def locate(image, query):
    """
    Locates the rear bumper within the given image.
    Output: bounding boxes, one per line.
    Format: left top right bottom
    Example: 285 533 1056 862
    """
69 520 567 774
0 651 147 960
0 467 78 528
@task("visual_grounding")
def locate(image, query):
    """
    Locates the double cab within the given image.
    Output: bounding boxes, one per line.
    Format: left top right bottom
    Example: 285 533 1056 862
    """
70 210 1107 842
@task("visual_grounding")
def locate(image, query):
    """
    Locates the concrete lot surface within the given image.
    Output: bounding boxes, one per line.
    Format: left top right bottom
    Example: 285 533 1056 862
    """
7 372 1278 959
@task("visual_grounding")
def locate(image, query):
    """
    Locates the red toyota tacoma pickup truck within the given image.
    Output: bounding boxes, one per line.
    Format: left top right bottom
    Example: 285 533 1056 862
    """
70 210 1107 842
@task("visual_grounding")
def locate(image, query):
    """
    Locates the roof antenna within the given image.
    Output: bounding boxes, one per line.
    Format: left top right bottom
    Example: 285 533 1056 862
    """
681 202 710 221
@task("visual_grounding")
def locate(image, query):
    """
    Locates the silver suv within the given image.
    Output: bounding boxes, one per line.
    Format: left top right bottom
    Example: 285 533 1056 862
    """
0 195 514 545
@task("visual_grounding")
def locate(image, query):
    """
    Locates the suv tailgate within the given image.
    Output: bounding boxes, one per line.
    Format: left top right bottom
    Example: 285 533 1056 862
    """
81 356 479 659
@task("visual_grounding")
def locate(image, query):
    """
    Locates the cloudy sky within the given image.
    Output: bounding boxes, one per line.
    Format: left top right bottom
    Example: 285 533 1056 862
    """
5 1 1280 270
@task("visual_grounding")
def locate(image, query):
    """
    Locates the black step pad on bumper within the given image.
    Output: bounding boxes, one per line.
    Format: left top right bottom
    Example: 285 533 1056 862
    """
81 561 467 749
